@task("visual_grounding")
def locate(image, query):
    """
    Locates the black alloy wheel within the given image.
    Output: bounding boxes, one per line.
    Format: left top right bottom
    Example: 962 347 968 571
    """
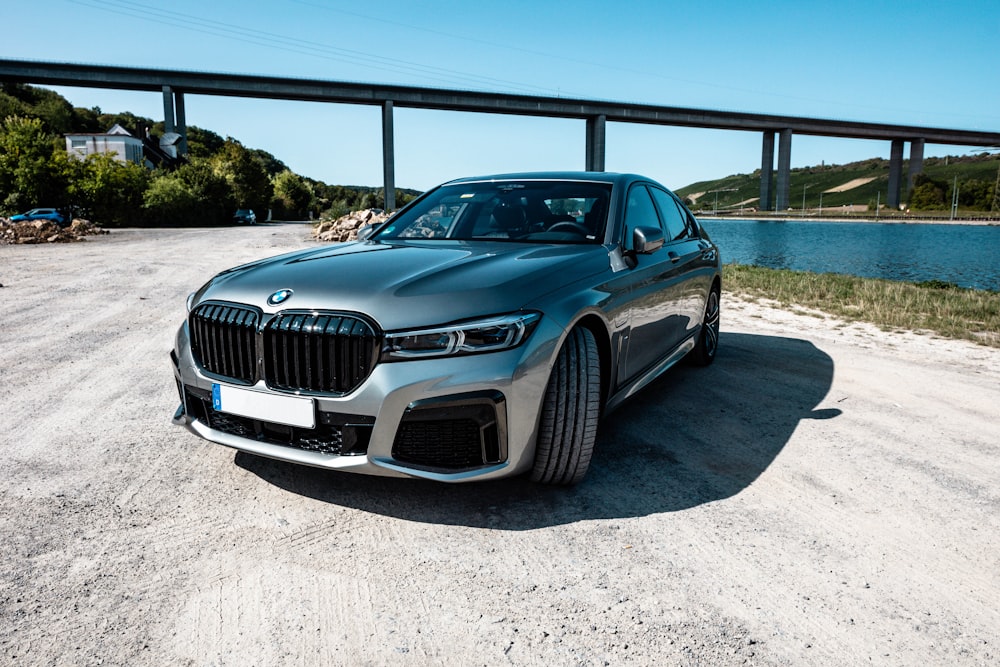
691 286 720 366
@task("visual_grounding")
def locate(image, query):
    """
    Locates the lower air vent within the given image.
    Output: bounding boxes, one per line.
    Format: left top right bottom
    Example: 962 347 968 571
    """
391 392 507 470
183 385 373 456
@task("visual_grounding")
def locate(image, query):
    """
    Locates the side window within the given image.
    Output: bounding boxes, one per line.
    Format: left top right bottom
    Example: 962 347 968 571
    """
649 187 689 241
623 186 661 250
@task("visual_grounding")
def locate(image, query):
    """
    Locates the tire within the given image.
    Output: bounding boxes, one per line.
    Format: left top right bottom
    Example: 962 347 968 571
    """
690 285 721 366
530 327 601 485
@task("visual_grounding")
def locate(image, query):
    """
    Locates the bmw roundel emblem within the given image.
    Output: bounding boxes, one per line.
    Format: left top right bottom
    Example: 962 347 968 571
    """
267 288 294 306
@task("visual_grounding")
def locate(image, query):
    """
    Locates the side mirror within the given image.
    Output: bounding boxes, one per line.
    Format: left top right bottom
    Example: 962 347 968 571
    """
356 224 376 241
632 226 665 254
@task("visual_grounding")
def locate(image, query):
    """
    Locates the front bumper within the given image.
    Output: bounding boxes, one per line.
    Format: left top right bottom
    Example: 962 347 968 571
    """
170 317 562 482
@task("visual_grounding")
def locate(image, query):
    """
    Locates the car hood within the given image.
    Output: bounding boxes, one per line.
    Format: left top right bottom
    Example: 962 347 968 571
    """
195 240 611 330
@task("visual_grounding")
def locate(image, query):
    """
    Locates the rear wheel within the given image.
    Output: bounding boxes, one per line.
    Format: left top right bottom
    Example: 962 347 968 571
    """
530 327 601 485
690 285 720 366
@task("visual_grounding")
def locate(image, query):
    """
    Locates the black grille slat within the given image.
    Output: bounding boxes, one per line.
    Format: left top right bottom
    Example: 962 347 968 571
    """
294 314 306 387
315 315 328 390
324 317 342 391
338 319 352 389
222 307 236 377
281 318 293 387
206 306 220 374
235 310 252 378
303 316 314 385
226 307 241 378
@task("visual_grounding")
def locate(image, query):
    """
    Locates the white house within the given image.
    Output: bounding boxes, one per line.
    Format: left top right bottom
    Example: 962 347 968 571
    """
64 124 146 166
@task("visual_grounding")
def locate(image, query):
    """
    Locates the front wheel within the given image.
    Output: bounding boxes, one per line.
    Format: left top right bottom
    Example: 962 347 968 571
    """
530 327 601 486
690 286 720 366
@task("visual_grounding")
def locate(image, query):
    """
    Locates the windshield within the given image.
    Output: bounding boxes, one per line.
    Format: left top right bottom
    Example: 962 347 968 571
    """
374 180 612 244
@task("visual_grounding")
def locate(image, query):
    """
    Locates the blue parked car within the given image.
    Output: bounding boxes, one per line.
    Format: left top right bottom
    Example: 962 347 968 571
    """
10 208 67 226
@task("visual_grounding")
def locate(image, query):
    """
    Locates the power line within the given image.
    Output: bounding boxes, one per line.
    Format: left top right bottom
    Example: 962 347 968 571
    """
68 0 576 96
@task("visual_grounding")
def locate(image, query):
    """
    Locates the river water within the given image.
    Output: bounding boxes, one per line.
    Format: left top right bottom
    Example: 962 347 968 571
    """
698 219 1000 292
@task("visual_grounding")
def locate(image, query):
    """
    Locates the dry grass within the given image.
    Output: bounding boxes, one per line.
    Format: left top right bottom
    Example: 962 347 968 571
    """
723 264 1000 348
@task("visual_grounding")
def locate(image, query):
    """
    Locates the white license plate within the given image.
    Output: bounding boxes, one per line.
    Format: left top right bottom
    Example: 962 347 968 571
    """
212 384 315 429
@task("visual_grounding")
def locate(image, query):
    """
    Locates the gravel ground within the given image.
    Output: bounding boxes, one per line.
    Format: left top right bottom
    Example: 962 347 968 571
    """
1 223 998 666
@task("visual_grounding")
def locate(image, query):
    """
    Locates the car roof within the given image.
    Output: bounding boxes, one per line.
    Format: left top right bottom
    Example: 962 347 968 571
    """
441 171 662 189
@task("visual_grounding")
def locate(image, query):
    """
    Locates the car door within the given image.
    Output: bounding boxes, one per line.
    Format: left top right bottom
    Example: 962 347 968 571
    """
648 186 713 340
618 184 694 382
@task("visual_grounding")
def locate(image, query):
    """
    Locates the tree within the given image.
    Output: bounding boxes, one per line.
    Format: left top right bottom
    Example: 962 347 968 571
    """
0 84 76 134
271 170 313 219
908 174 946 211
70 153 151 226
31 90 76 135
142 174 203 227
249 148 288 177
0 115 72 214
212 139 273 215
143 158 234 226
0 89 30 124
185 126 225 158
71 106 103 133
956 178 993 210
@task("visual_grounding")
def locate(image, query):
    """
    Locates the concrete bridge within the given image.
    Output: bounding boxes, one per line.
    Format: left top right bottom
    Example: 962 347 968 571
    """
3 59 999 211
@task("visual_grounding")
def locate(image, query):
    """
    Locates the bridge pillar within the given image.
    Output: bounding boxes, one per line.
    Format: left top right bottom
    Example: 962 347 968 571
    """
585 115 606 171
775 129 792 210
908 139 925 196
162 85 175 133
888 139 904 209
760 131 775 211
381 101 396 211
175 91 187 156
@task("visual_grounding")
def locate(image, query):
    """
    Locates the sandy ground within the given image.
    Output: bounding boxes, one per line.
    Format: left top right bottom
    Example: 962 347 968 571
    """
1 223 998 666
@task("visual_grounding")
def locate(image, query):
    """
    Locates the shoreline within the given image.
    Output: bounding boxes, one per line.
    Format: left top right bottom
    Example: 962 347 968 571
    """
697 213 999 225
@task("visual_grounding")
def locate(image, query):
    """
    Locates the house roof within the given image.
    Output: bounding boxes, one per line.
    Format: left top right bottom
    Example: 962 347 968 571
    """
64 123 137 138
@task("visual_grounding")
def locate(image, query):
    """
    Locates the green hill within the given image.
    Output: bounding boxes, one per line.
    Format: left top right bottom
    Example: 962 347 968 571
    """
675 154 1000 215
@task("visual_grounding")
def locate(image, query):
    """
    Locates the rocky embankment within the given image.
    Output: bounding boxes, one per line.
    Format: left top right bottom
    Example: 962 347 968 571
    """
312 209 391 242
0 218 108 244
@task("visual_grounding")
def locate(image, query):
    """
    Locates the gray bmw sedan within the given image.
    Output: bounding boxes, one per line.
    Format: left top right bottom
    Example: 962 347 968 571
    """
171 172 721 485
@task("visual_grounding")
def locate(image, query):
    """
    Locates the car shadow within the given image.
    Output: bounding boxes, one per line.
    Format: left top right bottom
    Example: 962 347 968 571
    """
235 332 840 528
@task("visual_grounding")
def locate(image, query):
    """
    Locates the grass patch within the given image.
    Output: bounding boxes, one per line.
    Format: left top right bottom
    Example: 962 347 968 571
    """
723 264 1000 348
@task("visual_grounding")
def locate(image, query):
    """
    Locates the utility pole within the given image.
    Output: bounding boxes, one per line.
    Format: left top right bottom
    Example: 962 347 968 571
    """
706 188 738 214
951 176 959 221
993 162 1000 213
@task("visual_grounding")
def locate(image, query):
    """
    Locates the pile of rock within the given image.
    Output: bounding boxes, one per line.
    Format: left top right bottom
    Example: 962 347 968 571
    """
313 209 391 243
0 218 109 245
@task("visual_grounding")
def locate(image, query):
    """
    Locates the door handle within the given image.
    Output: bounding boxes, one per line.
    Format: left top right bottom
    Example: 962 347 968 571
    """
668 251 680 263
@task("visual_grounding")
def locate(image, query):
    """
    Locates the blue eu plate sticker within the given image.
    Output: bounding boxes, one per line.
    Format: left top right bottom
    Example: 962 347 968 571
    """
212 384 222 410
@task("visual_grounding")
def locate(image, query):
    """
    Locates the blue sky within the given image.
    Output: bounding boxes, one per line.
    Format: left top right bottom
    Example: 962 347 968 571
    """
4 0 999 191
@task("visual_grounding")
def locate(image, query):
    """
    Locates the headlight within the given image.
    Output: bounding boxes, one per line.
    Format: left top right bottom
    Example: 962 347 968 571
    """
381 312 541 361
